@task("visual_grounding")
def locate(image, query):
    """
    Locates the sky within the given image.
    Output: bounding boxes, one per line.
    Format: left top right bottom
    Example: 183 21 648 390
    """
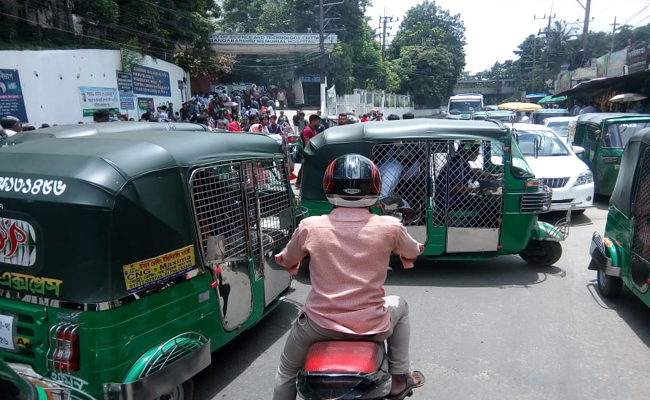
367 0 650 73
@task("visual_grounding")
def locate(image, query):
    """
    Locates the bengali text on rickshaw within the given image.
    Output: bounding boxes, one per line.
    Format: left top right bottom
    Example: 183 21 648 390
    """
122 245 196 293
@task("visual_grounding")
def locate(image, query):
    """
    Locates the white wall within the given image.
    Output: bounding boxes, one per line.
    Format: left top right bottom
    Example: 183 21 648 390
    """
0 50 188 126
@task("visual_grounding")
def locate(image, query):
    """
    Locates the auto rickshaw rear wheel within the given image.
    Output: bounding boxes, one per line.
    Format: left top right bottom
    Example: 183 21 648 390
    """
594 261 623 298
519 241 562 266
157 379 194 400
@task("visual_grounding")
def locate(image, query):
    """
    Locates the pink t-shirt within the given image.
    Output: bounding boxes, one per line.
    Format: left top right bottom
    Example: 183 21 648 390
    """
277 207 423 335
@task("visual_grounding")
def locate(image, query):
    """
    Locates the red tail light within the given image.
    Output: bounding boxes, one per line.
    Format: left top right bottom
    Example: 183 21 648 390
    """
602 157 619 163
304 341 382 373
53 326 80 372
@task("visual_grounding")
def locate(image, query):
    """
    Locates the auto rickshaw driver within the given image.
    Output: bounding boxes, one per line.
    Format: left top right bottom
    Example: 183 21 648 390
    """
435 140 503 225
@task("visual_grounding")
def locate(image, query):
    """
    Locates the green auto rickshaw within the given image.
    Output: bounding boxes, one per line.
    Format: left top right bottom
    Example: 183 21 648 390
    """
300 119 568 266
6 121 211 145
531 109 570 125
0 130 303 400
470 110 515 123
589 127 650 306
570 113 650 195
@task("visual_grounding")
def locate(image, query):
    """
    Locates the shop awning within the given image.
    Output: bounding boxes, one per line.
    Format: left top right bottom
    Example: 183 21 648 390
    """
552 70 650 99
538 95 567 104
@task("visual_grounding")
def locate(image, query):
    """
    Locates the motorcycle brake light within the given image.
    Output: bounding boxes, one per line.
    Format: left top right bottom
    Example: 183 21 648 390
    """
304 341 381 373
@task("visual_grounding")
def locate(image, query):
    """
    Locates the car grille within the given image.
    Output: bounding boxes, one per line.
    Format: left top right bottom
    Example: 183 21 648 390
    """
540 178 569 189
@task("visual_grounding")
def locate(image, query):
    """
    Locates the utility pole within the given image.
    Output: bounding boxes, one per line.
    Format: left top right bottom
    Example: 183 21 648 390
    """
317 0 343 115
379 13 397 61
534 11 556 90
576 0 592 65
610 16 620 54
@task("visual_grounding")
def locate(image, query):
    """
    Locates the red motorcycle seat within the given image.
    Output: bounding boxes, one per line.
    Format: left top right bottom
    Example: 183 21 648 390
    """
303 341 384 373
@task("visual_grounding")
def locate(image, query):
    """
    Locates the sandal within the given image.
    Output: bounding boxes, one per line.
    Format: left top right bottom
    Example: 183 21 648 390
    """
386 371 426 400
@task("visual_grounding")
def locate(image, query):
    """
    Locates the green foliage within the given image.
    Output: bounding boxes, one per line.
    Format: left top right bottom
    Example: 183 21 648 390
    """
120 38 145 72
387 0 466 107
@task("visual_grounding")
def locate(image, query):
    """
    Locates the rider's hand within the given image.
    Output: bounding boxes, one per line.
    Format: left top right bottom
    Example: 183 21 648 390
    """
274 253 284 265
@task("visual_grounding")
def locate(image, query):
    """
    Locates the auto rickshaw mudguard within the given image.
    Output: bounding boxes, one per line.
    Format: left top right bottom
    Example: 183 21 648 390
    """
104 333 210 400
530 221 566 242
588 231 621 276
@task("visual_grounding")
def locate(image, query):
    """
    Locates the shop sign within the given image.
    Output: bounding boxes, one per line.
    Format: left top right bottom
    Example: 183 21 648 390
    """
627 43 649 75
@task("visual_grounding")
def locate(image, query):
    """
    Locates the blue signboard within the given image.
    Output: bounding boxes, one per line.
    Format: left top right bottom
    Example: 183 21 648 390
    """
132 65 172 97
0 69 29 122
119 94 135 110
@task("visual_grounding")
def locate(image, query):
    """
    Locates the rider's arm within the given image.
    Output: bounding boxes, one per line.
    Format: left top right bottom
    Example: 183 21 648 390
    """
274 223 309 275
394 226 424 269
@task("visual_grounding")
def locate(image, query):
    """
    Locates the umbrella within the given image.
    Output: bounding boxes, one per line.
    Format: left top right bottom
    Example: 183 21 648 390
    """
609 93 647 102
497 102 542 111
537 95 566 104
223 101 239 107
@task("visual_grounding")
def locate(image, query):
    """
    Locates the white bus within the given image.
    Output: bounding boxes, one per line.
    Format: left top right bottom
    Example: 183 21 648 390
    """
446 94 484 119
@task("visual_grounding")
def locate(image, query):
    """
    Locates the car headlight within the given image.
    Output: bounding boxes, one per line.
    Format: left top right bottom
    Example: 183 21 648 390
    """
573 170 593 186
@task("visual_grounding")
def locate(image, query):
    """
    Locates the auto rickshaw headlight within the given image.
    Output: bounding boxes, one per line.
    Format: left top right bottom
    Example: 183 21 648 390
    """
524 179 540 188
573 170 594 186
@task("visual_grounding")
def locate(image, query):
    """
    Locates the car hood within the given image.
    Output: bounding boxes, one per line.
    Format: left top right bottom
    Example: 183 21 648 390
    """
524 155 589 178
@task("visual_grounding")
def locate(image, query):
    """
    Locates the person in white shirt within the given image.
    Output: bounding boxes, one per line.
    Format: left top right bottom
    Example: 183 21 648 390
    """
1 116 22 136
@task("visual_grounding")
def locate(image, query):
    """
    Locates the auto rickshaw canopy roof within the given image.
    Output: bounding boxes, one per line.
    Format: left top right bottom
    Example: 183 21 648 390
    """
575 112 650 126
610 127 650 217
6 121 211 145
0 130 283 200
302 119 508 200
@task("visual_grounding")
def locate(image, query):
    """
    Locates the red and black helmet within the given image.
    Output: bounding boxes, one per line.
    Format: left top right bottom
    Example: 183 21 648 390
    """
323 154 381 207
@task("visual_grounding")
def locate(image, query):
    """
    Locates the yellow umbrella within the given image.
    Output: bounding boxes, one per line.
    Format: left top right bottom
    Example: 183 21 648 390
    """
497 102 543 111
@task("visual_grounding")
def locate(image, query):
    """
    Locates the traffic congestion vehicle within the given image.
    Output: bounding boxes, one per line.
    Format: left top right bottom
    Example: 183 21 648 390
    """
569 113 650 195
530 109 570 125
470 110 515 122
299 119 568 266
542 116 577 143
512 123 593 213
0 129 302 400
446 94 484 120
589 127 650 308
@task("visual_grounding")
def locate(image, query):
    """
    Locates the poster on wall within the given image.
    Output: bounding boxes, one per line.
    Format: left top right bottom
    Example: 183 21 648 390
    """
137 97 155 112
607 49 627 77
596 54 609 78
78 87 119 117
132 65 171 97
119 94 135 110
0 69 29 122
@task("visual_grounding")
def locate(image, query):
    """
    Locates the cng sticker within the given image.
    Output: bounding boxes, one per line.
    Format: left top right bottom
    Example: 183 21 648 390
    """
16 336 30 348
122 245 196 294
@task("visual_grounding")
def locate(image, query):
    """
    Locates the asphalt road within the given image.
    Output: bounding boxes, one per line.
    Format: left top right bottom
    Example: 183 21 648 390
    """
193 196 650 400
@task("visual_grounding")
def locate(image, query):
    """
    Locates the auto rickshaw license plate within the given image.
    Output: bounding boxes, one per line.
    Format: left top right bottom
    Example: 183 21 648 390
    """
0 313 17 352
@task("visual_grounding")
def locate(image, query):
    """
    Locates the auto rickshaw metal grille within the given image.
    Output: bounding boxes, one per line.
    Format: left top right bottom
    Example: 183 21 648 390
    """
631 147 650 262
432 141 503 228
191 163 248 259
371 141 428 226
244 159 295 265
371 140 503 229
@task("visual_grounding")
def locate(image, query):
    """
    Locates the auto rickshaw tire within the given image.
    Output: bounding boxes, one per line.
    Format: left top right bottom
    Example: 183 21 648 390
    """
153 378 194 400
519 241 562 266
595 265 623 298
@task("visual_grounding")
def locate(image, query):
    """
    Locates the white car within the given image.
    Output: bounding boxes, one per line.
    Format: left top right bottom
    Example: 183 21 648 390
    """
512 123 593 213
542 116 577 143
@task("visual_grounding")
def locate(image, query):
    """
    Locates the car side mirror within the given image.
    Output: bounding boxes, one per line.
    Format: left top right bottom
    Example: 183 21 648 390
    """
572 145 585 155
533 138 540 159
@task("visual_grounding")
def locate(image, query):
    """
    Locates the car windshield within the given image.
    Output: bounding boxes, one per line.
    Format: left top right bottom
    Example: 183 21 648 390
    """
516 129 570 156
603 121 650 148
449 100 481 114
546 121 570 137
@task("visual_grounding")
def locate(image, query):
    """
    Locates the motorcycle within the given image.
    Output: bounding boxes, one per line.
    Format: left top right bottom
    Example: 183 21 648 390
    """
296 261 421 400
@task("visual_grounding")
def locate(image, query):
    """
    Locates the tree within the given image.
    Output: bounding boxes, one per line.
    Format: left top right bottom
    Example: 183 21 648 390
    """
388 0 466 107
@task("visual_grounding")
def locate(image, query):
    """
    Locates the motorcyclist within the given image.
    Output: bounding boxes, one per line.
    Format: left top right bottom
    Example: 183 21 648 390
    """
272 154 425 400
